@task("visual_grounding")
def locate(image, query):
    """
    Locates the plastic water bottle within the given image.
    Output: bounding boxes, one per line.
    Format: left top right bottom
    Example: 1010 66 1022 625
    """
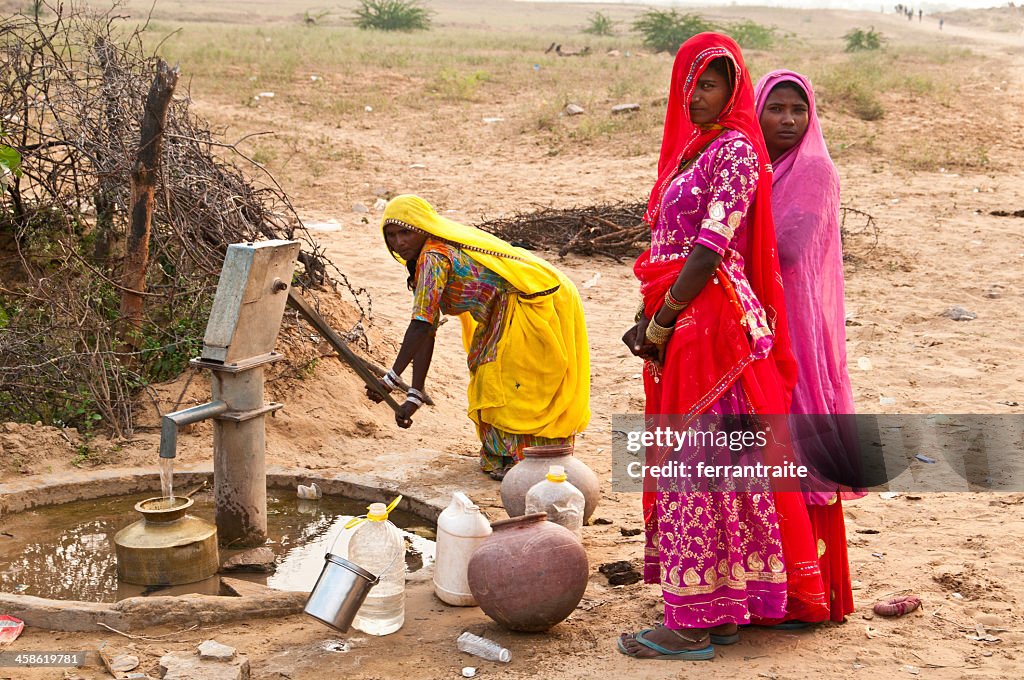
348 502 406 635
525 465 585 540
457 631 511 663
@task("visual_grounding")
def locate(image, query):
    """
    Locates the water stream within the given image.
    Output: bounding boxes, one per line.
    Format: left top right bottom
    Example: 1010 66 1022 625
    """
159 457 174 505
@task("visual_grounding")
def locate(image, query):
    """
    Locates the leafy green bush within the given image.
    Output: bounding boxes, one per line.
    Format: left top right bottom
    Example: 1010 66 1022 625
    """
726 20 779 50
844 27 884 52
353 0 432 32
632 10 713 54
583 11 615 37
0 142 21 193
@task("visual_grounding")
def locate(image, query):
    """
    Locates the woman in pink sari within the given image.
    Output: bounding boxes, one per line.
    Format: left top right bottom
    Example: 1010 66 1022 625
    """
618 36 828 661
755 70 861 623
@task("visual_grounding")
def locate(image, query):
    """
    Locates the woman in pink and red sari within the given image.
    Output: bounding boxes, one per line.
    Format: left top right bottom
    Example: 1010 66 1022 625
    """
755 70 863 623
618 35 827 661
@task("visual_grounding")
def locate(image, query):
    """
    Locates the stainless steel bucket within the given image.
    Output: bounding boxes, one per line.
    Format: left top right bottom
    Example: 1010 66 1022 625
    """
304 553 379 632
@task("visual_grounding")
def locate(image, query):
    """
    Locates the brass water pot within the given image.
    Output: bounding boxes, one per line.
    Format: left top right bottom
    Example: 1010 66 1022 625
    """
114 497 219 586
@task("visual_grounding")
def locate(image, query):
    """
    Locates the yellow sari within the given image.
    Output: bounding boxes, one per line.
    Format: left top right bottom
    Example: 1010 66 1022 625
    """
381 195 590 445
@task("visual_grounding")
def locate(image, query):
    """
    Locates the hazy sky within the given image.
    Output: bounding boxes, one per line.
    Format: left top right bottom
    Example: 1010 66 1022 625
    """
520 0 1007 11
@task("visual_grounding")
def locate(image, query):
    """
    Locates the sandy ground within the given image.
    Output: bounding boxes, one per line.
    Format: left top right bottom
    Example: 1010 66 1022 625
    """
2 3 1024 679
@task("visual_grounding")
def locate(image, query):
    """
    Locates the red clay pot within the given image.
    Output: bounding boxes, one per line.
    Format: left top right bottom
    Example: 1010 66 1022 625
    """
467 513 589 632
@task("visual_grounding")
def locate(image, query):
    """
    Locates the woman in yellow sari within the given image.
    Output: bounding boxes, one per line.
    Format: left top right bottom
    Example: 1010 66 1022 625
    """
369 195 590 480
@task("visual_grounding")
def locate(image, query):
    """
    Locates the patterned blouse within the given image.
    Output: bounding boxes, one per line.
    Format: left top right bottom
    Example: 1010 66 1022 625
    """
652 129 774 357
411 239 512 369
651 129 758 264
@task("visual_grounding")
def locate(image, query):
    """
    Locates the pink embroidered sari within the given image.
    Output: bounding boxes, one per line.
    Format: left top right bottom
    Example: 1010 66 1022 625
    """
755 70 861 622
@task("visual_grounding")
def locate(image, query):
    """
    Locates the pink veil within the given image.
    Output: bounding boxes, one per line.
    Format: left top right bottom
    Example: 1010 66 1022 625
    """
754 70 864 503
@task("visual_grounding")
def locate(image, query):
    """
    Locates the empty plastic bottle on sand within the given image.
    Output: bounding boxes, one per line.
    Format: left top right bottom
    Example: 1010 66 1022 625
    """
348 500 406 635
457 631 511 663
525 465 585 539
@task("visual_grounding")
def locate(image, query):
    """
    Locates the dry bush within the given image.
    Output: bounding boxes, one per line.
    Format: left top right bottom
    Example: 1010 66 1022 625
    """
0 2 370 436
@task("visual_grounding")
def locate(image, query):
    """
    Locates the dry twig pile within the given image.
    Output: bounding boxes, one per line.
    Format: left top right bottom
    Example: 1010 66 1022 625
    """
476 200 649 261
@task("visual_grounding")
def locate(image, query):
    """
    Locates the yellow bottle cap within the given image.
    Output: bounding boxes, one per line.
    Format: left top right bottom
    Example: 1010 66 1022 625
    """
367 495 402 521
347 495 403 527
367 503 388 521
546 465 567 483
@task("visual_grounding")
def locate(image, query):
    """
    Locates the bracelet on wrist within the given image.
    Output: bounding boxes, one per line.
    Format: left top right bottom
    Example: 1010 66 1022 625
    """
663 290 688 312
382 369 400 391
645 316 674 345
634 300 646 323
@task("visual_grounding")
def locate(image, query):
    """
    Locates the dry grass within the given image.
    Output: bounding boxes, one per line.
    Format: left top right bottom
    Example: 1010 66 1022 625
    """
36 1 997 188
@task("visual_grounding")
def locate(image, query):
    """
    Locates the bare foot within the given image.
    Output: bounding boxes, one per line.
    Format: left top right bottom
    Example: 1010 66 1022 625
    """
618 625 710 658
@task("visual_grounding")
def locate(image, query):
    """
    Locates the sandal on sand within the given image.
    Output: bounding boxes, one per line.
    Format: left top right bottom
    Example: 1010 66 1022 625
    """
617 627 715 661
486 466 512 481
710 630 740 645
744 620 813 631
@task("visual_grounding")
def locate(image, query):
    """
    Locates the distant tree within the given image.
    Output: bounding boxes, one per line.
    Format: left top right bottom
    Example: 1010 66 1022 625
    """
583 11 615 36
353 0 433 32
632 10 714 54
844 27 884 51
725 20 779 50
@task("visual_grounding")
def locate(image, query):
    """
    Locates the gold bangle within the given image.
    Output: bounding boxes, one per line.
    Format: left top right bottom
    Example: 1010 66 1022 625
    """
663 290 687 312
645 316 673 345
634 300 646 323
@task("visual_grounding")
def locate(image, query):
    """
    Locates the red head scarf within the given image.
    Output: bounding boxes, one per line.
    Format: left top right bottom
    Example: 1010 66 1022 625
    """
643 32 797 397
645 32 771 228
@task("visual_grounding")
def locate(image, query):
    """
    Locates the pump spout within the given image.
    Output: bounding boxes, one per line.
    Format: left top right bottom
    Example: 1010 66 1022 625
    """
159 400 228 459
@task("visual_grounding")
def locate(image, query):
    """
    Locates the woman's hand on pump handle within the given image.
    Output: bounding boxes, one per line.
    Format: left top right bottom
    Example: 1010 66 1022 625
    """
395 400 419 429
365 368 399 404
363 381 421 428
365 383 387 404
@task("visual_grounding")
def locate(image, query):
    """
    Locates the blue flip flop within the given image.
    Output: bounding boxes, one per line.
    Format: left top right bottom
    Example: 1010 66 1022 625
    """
630 626 736 647
617 628 716 661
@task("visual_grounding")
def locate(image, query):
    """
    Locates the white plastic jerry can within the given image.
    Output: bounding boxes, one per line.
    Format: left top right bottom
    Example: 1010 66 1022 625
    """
434 491 492 606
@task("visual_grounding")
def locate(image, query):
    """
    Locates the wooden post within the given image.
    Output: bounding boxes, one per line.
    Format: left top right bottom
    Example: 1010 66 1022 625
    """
119 59 179 340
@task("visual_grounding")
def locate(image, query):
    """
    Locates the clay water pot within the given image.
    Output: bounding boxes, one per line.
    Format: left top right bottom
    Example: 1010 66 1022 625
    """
500 444 600 522
467 513 588 632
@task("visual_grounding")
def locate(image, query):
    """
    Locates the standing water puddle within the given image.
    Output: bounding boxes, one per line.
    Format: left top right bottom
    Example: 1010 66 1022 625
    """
0 490 435 603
